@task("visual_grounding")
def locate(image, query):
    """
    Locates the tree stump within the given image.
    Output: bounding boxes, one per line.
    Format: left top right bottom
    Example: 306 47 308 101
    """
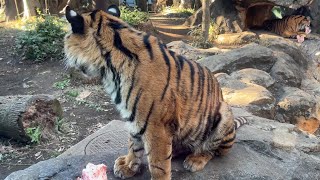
0 95 63 142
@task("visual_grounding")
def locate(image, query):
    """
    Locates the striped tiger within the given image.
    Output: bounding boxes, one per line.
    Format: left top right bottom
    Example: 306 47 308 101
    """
263 15 311 38
64 5 247 180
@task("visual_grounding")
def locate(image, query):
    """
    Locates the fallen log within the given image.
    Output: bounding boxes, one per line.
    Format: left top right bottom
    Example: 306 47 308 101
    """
0 95 63 142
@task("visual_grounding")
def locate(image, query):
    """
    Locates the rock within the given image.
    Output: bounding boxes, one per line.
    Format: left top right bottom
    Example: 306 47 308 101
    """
215 73 247 90
198 43 276 74
230 68 275 88
215 73 275 119
301 79 320 97
300 39 320 81
259 38 309 70
5 117 320 180
275 87 318 125
270 52 302 87
213 31 258 48
310 0 320 34
167 41 224 61
271 128 297 150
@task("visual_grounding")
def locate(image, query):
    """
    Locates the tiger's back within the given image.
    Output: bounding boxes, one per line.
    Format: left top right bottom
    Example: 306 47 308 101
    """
263 15 311 38
63 6 247 180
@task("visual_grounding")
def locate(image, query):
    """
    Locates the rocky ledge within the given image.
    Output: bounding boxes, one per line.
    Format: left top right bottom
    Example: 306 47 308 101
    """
5 112 320 179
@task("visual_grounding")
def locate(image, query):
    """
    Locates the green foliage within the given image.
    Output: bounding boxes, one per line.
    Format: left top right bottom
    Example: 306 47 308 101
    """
66 90 79 97
188 22 219 49
55 117 65 132
162 6 194 18
272 6 284 19
15 15 67 61
26 127 42 144
120 6 149 26
53 78 70 90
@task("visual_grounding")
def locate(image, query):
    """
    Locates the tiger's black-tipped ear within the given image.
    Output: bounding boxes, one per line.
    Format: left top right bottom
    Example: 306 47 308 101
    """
106 5 121 18
65 6 85 34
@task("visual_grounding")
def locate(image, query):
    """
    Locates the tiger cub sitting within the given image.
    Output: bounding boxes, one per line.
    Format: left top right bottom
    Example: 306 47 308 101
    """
263 15 311 38
64 5 247 180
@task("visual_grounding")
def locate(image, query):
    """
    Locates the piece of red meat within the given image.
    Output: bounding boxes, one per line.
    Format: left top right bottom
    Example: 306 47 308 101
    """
77 163 107 180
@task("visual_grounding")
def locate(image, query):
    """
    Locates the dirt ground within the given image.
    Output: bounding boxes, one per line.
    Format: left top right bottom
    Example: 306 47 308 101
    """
0 15 190 179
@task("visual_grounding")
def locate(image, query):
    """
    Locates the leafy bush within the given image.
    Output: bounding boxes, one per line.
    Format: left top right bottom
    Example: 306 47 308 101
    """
16 15 67 61
120 6 149 26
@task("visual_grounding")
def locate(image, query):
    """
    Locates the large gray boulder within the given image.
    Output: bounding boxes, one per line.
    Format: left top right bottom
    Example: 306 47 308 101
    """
270 52 302 87
5 117 320 180
230 68 275 88
215 73 276 119
198 43 276 74
275 87 317 124
166 41 224 61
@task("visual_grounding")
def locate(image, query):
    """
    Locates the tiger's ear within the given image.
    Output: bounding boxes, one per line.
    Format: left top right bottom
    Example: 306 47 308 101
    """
65 6 85 34
306 16 311 21
106 5 121 18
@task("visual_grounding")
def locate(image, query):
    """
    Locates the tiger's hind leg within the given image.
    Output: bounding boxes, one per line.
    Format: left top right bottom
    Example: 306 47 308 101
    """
184 102 234 172
183 152 212 172
216 128 236 156
215 102 236 156
114 136 144 179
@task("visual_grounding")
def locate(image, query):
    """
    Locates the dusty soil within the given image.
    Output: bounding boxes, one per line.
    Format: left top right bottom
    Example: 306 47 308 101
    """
0 15 190 179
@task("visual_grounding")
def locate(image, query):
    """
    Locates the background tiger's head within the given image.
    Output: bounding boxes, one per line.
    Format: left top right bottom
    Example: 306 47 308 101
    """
298 16 311 32
64 5 123 77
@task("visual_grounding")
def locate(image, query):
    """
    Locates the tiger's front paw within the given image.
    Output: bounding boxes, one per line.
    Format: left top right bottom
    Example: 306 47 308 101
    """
183 153 212 172
113 155 141 179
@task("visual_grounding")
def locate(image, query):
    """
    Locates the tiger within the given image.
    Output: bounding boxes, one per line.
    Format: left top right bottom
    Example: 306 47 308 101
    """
263 15 311 38
64 5 247 180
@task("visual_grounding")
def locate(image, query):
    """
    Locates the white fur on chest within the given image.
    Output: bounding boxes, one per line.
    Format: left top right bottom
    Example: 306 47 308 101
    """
102 70 131 119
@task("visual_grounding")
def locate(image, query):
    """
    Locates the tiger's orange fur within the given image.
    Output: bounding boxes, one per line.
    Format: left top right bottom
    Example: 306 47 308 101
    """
64 6 247 180
263 15 311 38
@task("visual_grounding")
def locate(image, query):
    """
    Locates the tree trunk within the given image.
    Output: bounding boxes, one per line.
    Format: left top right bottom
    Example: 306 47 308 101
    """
0 95 63 142
193 0 201 9
22 0 41 19
202 0 210 40
137 0 147 11
179 0 192 9
4 0 23 21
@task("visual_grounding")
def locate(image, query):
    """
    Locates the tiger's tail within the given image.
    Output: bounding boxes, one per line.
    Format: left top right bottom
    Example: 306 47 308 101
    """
234 116 248 130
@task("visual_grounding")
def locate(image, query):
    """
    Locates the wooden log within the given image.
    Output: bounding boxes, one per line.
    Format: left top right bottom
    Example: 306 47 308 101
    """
0 95 63 142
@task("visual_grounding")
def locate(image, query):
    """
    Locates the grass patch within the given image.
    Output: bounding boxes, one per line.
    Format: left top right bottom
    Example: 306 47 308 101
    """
53 78 70 90
15 14 67 61
120 6 149 26
66 90 79 97
26 127 42 144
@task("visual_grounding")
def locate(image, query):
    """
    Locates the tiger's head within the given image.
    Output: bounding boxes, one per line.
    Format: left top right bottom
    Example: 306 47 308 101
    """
64 5 124 77
298 16 311 33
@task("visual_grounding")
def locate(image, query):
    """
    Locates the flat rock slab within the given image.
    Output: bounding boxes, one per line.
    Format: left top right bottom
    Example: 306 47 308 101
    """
59 120 128 157
5 111 320 180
